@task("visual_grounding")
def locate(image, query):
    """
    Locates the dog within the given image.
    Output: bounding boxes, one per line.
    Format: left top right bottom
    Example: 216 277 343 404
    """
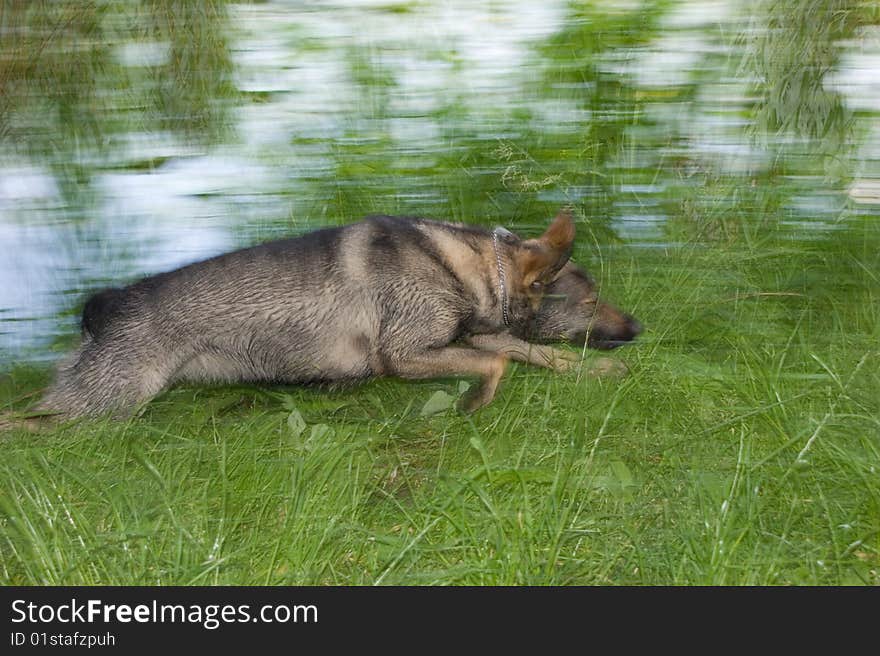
30 211 585 420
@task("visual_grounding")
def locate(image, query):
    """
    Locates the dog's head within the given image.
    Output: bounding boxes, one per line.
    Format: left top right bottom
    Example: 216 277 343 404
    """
502 209 577 325
519 261 642 349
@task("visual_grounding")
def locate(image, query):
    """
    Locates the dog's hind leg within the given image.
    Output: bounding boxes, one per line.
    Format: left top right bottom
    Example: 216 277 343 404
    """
36 338 179 420
385 347 508 413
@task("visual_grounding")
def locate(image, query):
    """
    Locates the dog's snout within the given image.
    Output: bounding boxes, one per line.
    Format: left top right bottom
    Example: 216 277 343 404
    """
624 314 642 339
585 313 642 350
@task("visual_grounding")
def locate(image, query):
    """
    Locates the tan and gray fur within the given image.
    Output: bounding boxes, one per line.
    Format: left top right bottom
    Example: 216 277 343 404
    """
520 261 642 350
34 211 580 420
465 261 641 374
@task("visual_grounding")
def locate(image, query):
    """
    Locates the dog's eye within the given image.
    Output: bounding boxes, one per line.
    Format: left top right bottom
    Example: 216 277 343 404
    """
530 281 544 292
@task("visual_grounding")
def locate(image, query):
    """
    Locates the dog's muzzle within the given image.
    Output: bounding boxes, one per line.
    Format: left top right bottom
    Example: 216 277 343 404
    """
581 315 643 350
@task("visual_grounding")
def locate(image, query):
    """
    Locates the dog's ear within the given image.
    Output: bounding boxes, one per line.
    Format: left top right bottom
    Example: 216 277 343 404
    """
517 209 576 282
539 208 576 253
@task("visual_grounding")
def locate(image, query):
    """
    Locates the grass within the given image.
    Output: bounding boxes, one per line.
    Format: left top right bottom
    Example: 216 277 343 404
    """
2 217 877 586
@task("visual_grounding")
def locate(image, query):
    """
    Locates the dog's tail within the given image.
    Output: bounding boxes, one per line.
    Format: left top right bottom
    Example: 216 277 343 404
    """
81 287 125 339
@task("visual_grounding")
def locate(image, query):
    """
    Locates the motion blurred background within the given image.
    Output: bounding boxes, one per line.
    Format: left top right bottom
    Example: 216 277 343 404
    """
1 0 878 359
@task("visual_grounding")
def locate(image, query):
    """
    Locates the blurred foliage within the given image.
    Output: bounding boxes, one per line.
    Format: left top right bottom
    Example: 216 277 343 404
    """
141 0 236 138
0 0 877 241
537 0 675 221
0 1 109 152
744 0 876 150
0 0 234 159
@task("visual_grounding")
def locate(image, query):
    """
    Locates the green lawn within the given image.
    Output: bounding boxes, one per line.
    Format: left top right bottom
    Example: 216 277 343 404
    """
1 218 878 585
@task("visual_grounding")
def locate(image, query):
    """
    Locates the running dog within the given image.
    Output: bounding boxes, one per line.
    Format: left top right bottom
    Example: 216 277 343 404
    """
35 211 578 419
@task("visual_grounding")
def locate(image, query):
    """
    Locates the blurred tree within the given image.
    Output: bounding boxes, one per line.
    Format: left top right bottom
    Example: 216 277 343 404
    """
538 0 673 221
0 0 235 189
143 0 236 140
744 0 877 171
0 1 108 156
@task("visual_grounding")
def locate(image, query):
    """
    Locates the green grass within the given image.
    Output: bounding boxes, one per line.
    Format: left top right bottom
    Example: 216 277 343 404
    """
2 218 877 586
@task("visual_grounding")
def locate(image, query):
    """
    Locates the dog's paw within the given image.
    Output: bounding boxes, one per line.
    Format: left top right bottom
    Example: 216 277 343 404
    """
0 412 49 434
585 357 629 378
457 385 494 414
548 348 582 372
457 373 505 413
523 345 581 372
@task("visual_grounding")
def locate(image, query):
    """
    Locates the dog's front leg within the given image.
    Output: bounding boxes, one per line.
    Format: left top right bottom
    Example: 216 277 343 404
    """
386 347 508 413
464 333 580 372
